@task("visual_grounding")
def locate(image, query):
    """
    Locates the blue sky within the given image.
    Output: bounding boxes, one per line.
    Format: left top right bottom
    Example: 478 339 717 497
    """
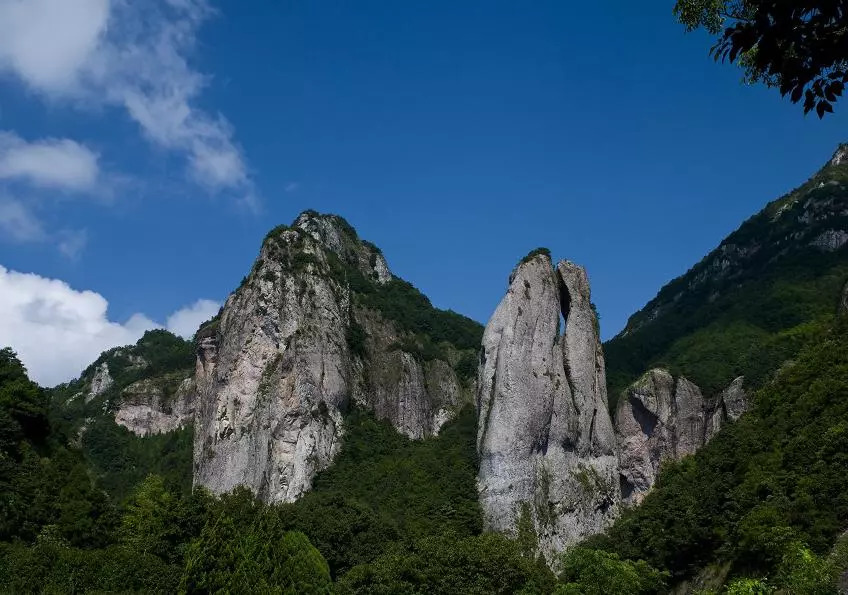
1 0 846 385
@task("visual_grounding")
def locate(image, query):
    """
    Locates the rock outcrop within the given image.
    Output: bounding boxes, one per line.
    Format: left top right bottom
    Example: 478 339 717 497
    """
193 212 474 503
85 362 113 403
615 370 747 506
476 253 619 558
115 373 196 436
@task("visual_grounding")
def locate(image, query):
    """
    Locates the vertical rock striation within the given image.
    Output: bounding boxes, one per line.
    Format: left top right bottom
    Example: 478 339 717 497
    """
476 253 620 558
193 212 472 503
114 374 196 436
615 370 747 506
86 362 113 403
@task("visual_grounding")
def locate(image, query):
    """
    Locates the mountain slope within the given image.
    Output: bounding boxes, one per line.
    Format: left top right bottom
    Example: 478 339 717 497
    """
605 144 848 404
591 314 848 590
49 330 197 500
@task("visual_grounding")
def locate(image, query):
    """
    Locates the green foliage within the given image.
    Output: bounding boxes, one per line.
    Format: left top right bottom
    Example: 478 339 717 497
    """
0 347 49 449
119 475 185 562
597 319 848 586
554 548 668 595
195 311 221 340
516 502 538 559
0 442 116 547
356 277 483 351
82 418 194 502
181 494 331 594
723 577 772 594
338 532 556 594
774 541 836 595
122 329 195 378
346 317 368 358
674 1 848 117
0 352 118 548
0 541 182 593
521 247 552 265
283 406 483 577
454 350 479 383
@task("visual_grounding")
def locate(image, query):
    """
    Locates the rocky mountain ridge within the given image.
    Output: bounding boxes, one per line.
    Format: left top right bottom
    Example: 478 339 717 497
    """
51 330 197 439
58 180 834 559
605 144 848 402
53 210 759 556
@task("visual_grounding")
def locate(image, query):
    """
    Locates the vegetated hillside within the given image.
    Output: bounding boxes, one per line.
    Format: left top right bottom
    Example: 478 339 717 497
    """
50 329 197 501
586 314 848 592
604 144 848 404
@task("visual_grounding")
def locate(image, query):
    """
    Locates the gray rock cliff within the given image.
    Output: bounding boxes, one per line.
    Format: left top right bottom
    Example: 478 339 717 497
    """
615 370 747 506
115 373 196 436
476 253 619 559
193 212 472 503
85 362 113 403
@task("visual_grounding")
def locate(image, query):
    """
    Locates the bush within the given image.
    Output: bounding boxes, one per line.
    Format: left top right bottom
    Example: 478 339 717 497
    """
555 548 668 595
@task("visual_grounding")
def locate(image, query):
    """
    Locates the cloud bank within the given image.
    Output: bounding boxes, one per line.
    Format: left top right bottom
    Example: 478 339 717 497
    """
0 265 219 387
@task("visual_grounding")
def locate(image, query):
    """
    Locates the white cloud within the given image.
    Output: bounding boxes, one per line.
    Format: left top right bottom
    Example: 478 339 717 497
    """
0 132 100 190
0 0 109 92
166 298 220 339
0 265 219 386
0 198 44 241
0 0 253 197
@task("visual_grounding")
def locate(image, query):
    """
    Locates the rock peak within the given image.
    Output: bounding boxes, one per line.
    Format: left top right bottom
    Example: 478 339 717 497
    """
192 211 468 503
293 210 359 242
476 255 619 559
260 210 392 285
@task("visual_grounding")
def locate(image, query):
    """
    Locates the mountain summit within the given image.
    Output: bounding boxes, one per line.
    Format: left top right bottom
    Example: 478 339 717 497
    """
193 210 481 502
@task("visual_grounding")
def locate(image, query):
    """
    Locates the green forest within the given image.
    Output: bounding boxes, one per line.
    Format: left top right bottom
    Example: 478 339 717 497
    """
0 347 653 593
5 309 848 592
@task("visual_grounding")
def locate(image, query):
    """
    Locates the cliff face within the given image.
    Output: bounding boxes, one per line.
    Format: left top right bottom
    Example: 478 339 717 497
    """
476 253 619 558
192 212 478 503
615 370 747 505
114 374 196 436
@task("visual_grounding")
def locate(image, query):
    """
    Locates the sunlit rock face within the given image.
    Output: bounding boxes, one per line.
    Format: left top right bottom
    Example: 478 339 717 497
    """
193 211 467 503
615 370 747 506
114 374 196 436
476 253 620 559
